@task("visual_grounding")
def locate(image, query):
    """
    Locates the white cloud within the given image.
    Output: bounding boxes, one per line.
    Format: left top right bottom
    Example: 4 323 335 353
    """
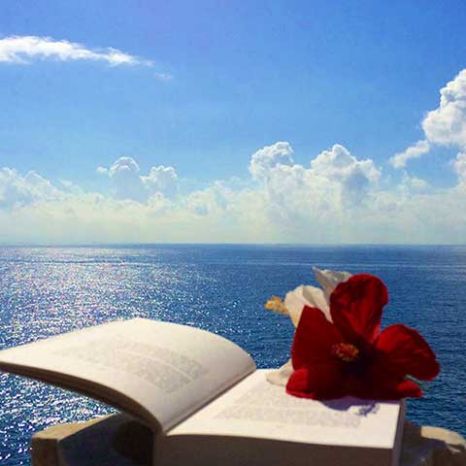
453 152 466 186
107 156 141 177
423 69 466 147
142 166 178 198
0 168 63 209
310 144 380 203
0 35 152 66
390 140 430 168
249 141 293 180
251 143 381 230
103 156 146 201
98 156 178 200
1 142 466 244
392 69 466 168
400 172 429 192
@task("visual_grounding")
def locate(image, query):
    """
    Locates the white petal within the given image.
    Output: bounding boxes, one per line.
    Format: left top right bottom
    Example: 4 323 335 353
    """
284 284 331 326
266 360 293 387
313 267 351 304
301 285 331 321
283 286 307 327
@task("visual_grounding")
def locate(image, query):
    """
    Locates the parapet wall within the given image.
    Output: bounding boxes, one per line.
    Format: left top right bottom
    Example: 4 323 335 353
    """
31 415 466 466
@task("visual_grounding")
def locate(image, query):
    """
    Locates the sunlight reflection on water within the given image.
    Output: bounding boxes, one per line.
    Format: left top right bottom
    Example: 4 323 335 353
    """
0 245 465 464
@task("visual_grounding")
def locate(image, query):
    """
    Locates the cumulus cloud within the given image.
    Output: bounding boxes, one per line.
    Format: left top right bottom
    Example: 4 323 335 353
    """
310 144 380 203
0 35 152 66
1 142 466 244
249 143 381 229
391 69 466 168
98 157 146 201
0 168 63 209
400 172 429 192
184 182 231 216
249 141 294 180
454 152 466 186
142 166 178 198
423 70 466 148
98 156 178 201
390 140 430 168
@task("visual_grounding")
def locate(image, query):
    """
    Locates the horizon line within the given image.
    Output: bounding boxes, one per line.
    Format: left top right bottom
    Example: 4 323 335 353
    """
0 242 465 248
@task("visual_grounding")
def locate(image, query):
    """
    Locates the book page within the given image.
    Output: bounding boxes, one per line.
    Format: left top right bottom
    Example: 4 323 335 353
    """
0 319 255 431
169 370 404 449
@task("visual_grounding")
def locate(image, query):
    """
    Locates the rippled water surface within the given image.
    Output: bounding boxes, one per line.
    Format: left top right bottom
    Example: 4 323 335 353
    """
0 245 465 464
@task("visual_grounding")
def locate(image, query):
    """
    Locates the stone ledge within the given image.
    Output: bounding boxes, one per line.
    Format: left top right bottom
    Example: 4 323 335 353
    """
401 422 466 466
31 415 466 466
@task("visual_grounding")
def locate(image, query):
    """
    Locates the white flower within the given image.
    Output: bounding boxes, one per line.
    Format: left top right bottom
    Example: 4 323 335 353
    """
284 267 352 326
266 267 352 387
266 359 293 386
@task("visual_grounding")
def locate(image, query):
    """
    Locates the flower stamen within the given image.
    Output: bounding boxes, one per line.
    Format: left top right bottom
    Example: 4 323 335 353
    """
264 296 289 315
331 342 359 362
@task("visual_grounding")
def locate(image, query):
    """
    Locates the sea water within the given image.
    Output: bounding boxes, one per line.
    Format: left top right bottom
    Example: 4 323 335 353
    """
0 245 465 464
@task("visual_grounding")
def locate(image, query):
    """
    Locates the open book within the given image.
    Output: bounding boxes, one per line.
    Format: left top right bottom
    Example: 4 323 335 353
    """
0 318 405 466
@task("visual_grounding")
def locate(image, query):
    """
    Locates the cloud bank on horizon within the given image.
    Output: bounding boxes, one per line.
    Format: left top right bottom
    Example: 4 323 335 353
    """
1 134 465 244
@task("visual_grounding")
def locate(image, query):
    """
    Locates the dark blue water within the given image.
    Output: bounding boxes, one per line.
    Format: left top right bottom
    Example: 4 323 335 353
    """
0 245 465 464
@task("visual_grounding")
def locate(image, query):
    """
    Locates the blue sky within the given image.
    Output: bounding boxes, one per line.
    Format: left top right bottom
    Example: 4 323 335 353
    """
1 1 466 244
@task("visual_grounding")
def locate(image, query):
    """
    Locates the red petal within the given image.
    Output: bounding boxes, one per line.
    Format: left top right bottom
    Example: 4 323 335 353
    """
375 324 440 381
286 365 345 400
286 368 318 399
291 306 341 369
355 374 422 400
391 379 423 398
330 274 388 344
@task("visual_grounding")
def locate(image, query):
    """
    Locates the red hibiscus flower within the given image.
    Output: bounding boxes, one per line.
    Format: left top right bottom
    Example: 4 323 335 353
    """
286 274 440 400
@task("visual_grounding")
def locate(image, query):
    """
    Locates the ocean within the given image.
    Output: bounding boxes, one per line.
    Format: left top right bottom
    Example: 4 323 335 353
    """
0 245 465 464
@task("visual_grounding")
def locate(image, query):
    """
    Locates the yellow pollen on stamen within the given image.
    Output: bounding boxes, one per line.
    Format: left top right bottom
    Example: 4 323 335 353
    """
331 342 360 362
264 296 289 315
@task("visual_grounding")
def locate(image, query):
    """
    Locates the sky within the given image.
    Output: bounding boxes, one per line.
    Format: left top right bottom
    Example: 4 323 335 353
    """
1 0 466 244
